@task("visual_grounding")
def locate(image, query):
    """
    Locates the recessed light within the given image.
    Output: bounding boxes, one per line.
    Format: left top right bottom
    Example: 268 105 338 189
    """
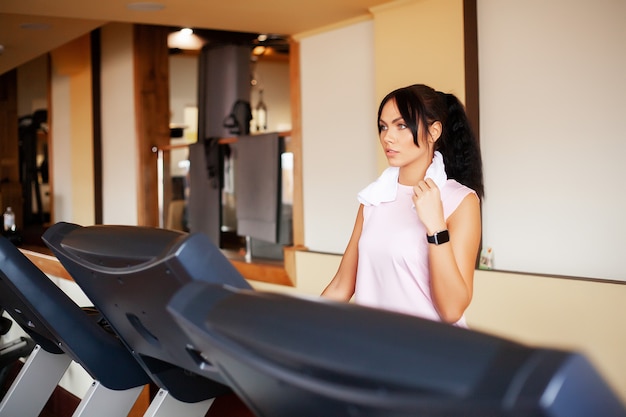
126 2 165 11
19 23 51 30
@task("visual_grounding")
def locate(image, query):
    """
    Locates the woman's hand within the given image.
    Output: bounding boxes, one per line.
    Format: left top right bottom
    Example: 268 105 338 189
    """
412 178 446 234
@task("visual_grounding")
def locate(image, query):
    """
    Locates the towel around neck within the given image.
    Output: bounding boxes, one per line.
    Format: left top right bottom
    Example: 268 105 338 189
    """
357 151 447 206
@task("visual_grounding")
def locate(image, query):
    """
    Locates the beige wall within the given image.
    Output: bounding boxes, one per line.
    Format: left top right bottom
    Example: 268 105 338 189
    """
50 34 95 226
372 0 465 170
468 269 626 402
100 23 140 225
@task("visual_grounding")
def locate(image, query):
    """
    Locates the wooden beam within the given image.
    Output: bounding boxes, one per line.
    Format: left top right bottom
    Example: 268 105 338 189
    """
134 24 171 227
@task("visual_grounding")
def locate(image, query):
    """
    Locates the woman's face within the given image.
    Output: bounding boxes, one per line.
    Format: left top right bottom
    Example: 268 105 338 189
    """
378 98 432 169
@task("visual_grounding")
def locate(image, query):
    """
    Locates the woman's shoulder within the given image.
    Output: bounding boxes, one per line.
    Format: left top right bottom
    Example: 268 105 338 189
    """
442 179 476 196
441 180 479 218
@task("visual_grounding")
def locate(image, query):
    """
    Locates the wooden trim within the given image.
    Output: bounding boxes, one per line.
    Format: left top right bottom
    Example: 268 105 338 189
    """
231 258 294 287
42 385 81 417
283 245 297 285
289 38 305 248
20 248 73 281
91 29 103 224
463 0 480 140
463 0 483 269
46 53 55 225
20 246 295 286
128 385 152 417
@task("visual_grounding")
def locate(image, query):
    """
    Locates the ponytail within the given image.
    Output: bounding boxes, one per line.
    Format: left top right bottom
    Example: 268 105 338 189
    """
436 92 484 197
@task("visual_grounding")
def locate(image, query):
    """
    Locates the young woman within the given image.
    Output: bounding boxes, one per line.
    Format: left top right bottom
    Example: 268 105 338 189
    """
322 84 484 327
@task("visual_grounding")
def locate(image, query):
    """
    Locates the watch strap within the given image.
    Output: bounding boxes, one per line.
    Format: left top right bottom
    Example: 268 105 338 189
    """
427 230 450 245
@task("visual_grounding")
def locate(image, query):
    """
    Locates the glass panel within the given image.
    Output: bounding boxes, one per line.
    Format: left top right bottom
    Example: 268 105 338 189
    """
158 134 293 263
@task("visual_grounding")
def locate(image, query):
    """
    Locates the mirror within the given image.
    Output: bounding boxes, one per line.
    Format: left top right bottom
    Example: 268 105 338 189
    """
164 28 293 262
13 54 50 244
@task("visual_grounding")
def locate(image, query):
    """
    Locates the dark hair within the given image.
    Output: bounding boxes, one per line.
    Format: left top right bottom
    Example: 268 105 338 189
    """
377 84 484 197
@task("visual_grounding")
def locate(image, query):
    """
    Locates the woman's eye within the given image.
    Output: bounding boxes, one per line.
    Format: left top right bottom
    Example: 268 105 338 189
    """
398 123 407 129
379 124 388 131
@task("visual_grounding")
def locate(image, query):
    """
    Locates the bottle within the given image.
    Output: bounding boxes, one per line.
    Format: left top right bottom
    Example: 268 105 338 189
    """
479 247 494 270
3 207 16 233
255 89 267 132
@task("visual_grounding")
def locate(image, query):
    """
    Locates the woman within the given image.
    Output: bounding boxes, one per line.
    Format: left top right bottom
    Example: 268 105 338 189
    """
322 84 484 327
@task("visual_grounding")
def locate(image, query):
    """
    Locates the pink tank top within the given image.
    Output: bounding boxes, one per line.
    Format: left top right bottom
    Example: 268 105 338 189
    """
354 180 475 327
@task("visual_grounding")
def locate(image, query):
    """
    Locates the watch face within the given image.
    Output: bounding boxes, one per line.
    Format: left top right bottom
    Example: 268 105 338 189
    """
428 230 449 245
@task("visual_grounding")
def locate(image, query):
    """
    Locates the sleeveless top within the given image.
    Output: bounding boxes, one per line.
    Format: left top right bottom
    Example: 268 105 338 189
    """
354 179 475 327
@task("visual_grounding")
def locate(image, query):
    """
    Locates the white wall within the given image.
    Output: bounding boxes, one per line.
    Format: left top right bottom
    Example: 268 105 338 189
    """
100 23 139 225
299 20 378 254
477 0 626 281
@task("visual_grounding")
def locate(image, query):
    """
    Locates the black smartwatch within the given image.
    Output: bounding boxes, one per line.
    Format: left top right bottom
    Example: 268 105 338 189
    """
427 230 450 245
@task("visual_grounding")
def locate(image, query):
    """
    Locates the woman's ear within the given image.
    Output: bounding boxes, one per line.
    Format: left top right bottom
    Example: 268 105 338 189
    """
428 121 442 143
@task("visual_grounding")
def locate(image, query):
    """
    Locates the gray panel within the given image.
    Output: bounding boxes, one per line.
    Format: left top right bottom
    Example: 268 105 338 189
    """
198 44 252 139
187 141 220 246
234 133 280 243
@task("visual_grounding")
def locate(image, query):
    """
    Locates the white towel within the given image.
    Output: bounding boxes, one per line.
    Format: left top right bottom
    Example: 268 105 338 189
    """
424 151 447 189
357 151 447 206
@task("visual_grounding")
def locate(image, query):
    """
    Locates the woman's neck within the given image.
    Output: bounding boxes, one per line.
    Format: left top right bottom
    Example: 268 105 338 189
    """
397 167 426 186
397 154 432 186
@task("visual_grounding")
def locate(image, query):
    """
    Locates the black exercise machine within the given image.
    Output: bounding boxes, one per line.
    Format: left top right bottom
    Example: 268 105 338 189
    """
42 222 252 416
0 236 151 417
169 281 626 417
42 222 626 417
0 309 35 396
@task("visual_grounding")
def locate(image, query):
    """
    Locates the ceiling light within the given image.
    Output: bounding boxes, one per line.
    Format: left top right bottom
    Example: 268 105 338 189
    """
19 23 51 30
167 30 205 51
252 46 266 56
126 2 165 11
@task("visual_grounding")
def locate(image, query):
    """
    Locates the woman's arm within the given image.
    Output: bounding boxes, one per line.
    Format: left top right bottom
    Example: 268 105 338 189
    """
321 205 364 301
427 193 481 323
413 179 481 323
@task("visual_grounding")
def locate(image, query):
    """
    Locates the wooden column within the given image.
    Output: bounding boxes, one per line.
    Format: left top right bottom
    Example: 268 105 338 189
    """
133 24 171 227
